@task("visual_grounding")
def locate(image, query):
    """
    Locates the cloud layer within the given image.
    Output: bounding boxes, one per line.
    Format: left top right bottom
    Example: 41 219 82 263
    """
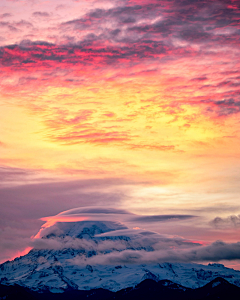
27 208 240 265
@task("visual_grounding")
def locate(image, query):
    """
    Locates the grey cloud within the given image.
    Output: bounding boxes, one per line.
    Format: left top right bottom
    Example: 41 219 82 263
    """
0 165 38 184
0 21 10 27
2 0 240 92
60 207 132 215
0 13 12 18
209 99 240 116
0 40 172 70
31 234 148 252
41 207 198 227
215 99 240 108
56 5 67 11
188 240 240 262
62 5 156 28
32 12 50 17
0 20 32 35
177 25 212 43
71 240 240 265
61 0 240 49
72 249 143 265
210 215 240 228
133 214 196 223
191 76 208 81
15 20 33 28
186 98 240 117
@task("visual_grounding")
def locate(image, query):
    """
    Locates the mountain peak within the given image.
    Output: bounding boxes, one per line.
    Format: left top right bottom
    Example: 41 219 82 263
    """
42 221 128 239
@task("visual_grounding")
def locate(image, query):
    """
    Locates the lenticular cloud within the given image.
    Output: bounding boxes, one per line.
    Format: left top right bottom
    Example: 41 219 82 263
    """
30 207 240 265
29 207 200 265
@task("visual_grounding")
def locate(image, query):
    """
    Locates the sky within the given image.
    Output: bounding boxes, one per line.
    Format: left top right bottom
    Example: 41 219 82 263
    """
0 0 240 269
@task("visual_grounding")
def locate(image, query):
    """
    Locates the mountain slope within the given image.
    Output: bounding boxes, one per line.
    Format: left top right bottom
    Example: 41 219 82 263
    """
106 277 240 300
2 278 239 300
193 277 240 300
112 277 240 300
0 283 38 300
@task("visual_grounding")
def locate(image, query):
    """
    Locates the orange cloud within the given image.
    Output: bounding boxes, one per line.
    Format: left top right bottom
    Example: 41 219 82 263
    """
34 215 89 238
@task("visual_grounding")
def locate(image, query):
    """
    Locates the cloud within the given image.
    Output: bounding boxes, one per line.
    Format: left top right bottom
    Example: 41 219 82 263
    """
35 207 198 237
60 207 131 215
60 0 240 51
0 13 12 18
0 165 45 186
69 240 240 265
27 207 240 265
32 12 50 17
1 0 240 124
0 20 32 35
30 217 202 257
210 215 240 228
133 214 196 222
2 200 240 265
48 129 132 145
127 143 176 151
189 240 240 262
189 99 240 117
0 40 171 72
56 5 67 11
14 205 200 259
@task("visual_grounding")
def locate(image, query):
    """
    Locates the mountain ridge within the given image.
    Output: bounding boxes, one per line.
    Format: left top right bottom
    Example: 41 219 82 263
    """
1 277 240 300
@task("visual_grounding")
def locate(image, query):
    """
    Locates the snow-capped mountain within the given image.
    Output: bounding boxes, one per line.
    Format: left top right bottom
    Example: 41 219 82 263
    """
42 221 128 239
1 220 240 293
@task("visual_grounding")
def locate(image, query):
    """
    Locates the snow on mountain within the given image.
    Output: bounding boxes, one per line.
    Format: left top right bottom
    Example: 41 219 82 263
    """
1 220 240 293
42 221 128 239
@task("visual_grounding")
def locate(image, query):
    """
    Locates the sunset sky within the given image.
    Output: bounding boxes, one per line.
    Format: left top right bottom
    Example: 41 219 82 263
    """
1 0 240 269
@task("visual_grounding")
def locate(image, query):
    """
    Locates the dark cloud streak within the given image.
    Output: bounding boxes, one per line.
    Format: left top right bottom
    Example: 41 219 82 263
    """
134 214 196 222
